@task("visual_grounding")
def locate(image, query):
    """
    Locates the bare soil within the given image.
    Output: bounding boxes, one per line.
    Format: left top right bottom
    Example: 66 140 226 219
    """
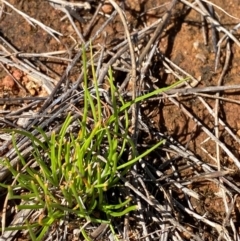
1 0 240 240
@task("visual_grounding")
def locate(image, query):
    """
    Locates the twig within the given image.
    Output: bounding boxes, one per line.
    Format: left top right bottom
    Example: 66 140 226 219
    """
0 97 47 105
214 40 231 171
207 4 218 53
160 53 201 87
47 0 91 9
194 93 240 105
126 84 240 97
138 0 177 65
62 7 85 43
84 3 103 37
201 13 208 45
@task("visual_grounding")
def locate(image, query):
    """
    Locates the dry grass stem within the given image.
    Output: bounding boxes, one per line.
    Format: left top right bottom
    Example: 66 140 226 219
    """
1 0 240 240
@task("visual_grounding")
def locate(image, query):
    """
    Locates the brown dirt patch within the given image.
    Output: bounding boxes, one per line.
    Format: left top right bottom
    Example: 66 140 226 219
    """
1 0 240 240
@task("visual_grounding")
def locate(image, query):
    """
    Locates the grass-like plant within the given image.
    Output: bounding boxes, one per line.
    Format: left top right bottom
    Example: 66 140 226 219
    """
0 47 184 240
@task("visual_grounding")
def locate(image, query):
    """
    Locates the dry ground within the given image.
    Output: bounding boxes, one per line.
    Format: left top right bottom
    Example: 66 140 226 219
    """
1 0 240 240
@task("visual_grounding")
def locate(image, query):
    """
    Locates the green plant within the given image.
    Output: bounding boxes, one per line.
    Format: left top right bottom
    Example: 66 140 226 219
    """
0 47 185 240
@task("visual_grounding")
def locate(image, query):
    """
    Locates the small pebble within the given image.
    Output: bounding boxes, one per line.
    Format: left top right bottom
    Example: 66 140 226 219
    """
12 69 23 80
195 53 206 63
1 75 15 89
193 41 199 50
17 112 32 127
102 2 113 14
